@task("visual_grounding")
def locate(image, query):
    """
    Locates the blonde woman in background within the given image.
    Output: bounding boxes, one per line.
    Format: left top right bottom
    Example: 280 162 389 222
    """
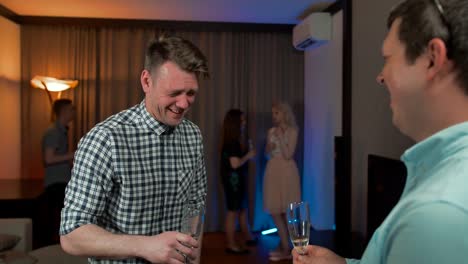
264 102 301 261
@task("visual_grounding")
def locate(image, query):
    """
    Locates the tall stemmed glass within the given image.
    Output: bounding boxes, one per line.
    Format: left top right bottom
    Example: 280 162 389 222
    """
180 201 205 263
286 201 310 255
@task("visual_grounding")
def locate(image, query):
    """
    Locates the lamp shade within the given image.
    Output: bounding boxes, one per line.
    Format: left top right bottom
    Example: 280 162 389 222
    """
30 76 78 92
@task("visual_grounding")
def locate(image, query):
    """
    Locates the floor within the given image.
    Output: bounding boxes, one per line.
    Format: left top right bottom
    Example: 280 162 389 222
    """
201 232 294 264
0 179 366 263
200 229 349 264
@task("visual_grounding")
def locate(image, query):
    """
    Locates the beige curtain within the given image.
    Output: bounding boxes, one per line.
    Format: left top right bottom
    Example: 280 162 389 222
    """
21 24 304 231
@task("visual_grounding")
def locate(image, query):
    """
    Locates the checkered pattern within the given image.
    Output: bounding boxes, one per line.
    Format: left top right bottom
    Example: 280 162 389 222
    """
60 101 207 264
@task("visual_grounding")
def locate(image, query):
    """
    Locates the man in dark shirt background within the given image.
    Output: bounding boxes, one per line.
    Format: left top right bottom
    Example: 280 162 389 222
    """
38 98 75 247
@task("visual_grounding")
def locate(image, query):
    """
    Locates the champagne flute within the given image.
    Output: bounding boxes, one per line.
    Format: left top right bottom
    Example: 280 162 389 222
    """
180 202 205 263
286 201 310 255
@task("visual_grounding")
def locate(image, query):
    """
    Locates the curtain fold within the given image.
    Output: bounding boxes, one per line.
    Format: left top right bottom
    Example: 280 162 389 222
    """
21 24 304 232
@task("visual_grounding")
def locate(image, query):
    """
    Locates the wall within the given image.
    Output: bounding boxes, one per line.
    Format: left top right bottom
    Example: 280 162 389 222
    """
0 15 21 180
351 0 414 236
303 10 342 230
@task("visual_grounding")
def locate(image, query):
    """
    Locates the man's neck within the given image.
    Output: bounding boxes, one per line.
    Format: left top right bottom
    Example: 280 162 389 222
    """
414 83 468 142
57 118 69 128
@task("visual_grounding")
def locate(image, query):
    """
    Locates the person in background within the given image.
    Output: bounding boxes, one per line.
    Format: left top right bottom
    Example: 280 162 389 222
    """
294 0 468 263
264 102 301 262
42 98 75 189
220 109 257 254
38 98 75 246
60 36 209 264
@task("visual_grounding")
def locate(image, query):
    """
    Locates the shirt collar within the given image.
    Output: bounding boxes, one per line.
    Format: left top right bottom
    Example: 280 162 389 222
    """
402 121 468 168
137 100 175 136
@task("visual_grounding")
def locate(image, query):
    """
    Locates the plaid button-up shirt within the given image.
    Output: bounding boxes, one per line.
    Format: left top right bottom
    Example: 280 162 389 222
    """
60 101 207 263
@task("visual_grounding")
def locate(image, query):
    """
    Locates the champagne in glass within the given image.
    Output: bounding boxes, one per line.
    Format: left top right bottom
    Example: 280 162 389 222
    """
181 202 204 239
180 201 205 263
286 201 310 255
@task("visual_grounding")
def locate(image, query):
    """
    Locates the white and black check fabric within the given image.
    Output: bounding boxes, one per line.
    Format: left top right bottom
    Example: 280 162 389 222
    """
60 100 207 263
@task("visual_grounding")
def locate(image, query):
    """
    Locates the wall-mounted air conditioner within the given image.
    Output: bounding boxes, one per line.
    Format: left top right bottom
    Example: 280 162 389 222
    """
293 12 332 50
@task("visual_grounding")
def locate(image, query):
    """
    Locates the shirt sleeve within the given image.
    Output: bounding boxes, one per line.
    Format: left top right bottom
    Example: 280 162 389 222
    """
191 130 207 208
42 128 59 149
385 202 468 264
221 141 243 171
60 127 114 235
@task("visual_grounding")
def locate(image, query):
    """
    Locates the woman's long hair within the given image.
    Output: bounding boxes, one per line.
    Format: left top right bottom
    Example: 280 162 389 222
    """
221 109 247 152
222 109 242 144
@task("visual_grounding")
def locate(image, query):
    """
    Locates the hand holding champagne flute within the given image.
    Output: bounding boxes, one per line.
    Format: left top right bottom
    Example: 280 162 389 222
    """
286 201 310 255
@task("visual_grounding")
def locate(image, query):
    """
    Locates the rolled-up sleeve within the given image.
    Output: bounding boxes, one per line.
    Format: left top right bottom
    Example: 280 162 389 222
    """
60 127 114 235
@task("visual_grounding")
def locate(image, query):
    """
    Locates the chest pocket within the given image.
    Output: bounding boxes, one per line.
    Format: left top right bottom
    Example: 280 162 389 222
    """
173 131 199 202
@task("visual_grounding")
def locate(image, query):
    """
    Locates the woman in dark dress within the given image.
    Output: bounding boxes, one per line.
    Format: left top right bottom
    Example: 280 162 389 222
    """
220 109 257 253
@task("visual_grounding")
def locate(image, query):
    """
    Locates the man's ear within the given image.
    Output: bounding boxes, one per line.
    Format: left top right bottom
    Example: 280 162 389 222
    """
141 69 152 93
426 38 449 80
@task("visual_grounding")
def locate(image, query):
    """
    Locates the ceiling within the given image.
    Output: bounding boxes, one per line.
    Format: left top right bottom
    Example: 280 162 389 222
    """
0 0 335 24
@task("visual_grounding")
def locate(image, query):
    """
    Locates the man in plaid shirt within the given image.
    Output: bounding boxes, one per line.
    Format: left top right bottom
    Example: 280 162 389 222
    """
60 36 209 263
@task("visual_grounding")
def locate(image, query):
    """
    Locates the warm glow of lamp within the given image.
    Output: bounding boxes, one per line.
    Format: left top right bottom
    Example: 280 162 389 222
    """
30 76 78 92
30 75 78 105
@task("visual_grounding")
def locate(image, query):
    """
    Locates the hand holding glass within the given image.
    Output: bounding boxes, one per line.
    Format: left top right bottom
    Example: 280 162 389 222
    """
286 201 310 255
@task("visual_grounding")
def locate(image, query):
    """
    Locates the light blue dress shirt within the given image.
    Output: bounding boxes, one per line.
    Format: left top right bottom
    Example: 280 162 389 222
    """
347 122 468 264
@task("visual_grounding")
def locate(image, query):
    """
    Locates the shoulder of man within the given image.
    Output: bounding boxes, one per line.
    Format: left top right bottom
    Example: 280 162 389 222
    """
43 123 60 135
87 104 140 133
179 119 202 136
386 201 468 263
76 105 138 147
42 123 61 144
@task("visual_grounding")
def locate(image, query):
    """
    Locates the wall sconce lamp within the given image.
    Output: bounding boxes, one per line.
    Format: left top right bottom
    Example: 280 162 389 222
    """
30 75 78 106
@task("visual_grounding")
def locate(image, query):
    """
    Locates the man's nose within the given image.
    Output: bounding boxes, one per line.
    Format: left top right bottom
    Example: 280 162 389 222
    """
376 72 385 85
176 96 190 109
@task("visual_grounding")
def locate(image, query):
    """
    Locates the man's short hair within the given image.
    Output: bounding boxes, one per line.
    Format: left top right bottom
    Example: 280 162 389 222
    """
388 0 468 94
144 36 210 80
52 98 72 119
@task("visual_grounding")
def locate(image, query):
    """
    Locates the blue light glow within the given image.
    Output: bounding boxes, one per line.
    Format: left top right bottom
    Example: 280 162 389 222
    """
261 228 278 235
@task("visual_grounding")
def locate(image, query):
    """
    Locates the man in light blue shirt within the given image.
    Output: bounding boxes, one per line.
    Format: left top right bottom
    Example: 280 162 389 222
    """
293 0 468 263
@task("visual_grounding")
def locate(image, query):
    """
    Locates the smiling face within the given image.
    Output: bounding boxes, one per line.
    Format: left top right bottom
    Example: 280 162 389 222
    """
141 61 199 127
376 18 428 138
